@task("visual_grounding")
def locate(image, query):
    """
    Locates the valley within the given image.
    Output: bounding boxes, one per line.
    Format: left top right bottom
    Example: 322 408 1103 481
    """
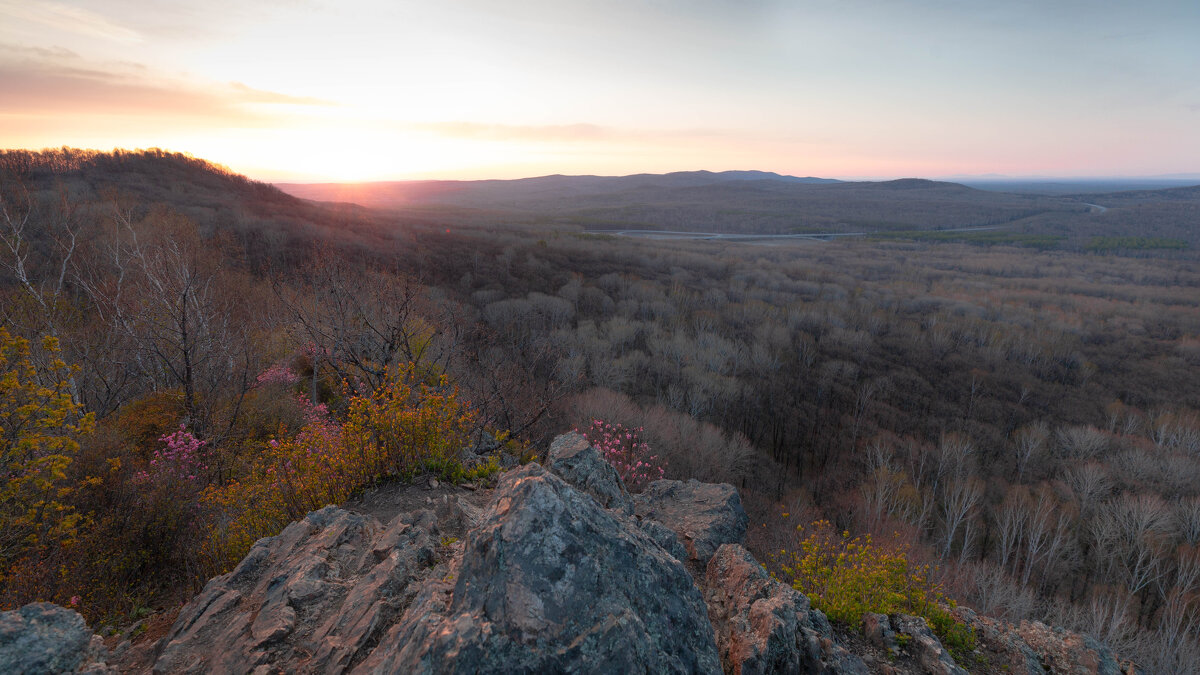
2 149 1199 672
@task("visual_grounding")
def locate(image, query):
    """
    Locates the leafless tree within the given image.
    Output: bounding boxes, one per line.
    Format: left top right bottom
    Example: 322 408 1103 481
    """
938 474 982 560
1011 421 1049 482
1175 497 1200 547
1056 424 1110 461
1018 485 1074 588
279 250 457 396
1064 462 1112 518
994 492 1026 573
78 205 252 437
0 180 80 341
1091 494 1174 596
861 437 906 531
1151 589 1200 671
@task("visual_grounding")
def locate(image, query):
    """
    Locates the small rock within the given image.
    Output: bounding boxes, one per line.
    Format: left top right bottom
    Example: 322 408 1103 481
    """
632 479 749 566
0 603 110 674
544 431 633 513
640 518 689 562
469 430 501 455
863 612 899 656
892 614 967 675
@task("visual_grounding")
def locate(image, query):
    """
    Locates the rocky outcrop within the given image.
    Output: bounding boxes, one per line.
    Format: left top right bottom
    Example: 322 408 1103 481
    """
150 454 723 674
0 432 1125 674
154 507 442 673
704 543 868 675
545 433 691 561
0 603 111 674
355 464 721 674
1012 618 1128 675
632 478 748 567
946 607 1145 675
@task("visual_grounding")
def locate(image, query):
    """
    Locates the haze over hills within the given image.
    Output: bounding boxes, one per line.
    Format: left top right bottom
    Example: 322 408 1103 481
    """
958 178 1200 195
276 170 838 208
276 171 1074 235
276 169 1200 244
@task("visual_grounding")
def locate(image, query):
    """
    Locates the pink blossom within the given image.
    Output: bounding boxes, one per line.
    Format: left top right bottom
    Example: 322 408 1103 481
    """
254 362 301 388
136 425 208 486
580 419 666 493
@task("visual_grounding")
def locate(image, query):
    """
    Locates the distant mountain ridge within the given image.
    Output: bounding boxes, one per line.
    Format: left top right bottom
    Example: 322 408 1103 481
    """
8 149 1197 243
275 170 840 209
275 170 1070 235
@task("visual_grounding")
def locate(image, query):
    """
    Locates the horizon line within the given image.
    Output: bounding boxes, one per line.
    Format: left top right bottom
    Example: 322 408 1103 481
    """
266 171 1200 186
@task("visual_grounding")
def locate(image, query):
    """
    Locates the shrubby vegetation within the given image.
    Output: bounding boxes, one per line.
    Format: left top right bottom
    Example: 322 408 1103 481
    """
0 329 93 589
201 366 474 570
3 149 1200 668
775 520 975 661
873 229 1066 248
1085 236 1189 252
577 419 665 491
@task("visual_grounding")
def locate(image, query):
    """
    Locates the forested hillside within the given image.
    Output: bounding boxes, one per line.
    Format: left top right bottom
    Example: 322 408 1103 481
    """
3 149 1200 671
280 171 1200 251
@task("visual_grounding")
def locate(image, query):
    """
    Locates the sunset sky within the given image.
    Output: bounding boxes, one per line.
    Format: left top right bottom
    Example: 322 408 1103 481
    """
2 0 1198 182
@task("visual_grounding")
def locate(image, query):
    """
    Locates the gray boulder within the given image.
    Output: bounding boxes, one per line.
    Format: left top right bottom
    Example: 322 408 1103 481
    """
862 613 899 657
704 544 868 675
0 603 110 674
632 479 749 567
355 463 722 674
544 431 633 513
639 518 689 562
892 614 968 675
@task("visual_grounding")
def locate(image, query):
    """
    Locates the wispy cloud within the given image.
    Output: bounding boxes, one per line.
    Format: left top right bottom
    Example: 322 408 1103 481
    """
0 44 79 60
228 82 337 106
0 50 338 124
410 121 745 144
0 1 143 44
412 121 614 142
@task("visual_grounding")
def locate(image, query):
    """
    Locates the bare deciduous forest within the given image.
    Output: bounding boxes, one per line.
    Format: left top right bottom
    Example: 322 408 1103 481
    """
3 149 1200 670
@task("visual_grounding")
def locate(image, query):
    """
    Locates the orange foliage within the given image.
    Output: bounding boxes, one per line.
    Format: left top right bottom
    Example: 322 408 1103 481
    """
200 365 474 571
112 391 186 456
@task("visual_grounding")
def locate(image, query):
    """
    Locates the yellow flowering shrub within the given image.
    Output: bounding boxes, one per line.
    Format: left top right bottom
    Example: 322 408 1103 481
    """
774 520 975 659
201 364 474 572
342 364 473 479
0 329 94 586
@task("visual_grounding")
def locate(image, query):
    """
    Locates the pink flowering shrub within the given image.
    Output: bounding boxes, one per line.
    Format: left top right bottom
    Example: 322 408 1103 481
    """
135 425 208 484
295 395 331 425
254 362 301 388
578 419 666 492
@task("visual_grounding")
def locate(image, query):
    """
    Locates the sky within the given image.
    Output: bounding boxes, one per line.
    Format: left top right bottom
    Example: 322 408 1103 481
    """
1 0 1198 182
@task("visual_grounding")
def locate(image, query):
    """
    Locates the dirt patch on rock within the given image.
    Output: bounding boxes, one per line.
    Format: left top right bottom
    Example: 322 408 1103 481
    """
343 475 495 534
